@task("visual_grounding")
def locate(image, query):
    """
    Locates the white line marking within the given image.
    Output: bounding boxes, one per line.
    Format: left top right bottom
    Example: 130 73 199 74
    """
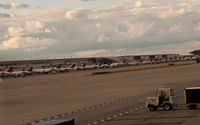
93 121 98 124
107 117 111 120
113 115 118 118
100 119 105 122
54 116 58 118
47 118 52 120
39 120 44 122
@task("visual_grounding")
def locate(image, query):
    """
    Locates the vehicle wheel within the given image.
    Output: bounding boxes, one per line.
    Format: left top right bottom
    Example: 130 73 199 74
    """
50 69 56 74
153 106 158 111
148 106 157 111
188 105 198 110
21 73 25 77
14 75 19 78
163 103 171 111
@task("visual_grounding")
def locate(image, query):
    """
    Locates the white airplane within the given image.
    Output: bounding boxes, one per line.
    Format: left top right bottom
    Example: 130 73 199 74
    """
54 64 68 72
127 61 138 66
23 67 33 75
66 64 77 71
165 58 170 62
0 67 13 77
139 59 150 65
155 58 162 64
32 66 55 74
149 59 156 64
84 64 97 70
96 63 104 69
160 58 167 63
77 63 87 70
102 62 112 68
109 62 121 68
1 67 25 77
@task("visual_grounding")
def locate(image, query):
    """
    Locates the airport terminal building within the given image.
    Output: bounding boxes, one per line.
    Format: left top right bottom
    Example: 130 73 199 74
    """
0 54 180 68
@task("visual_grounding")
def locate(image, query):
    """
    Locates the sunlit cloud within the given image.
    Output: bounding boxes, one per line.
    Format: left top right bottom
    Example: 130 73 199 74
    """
0 2 29 9
0 0 200 60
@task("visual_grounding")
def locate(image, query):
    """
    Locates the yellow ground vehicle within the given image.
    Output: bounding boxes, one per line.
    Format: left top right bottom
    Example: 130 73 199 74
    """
146 88 175 111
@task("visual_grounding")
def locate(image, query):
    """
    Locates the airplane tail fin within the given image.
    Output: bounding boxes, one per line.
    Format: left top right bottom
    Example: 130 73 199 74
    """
7 67 13 72
98 63 102 66
81 64 86 67
57 64 62 68
28 67 33 71
70 64 75 68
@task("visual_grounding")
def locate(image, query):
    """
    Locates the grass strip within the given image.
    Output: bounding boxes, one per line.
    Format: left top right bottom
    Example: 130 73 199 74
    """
92 63 194 75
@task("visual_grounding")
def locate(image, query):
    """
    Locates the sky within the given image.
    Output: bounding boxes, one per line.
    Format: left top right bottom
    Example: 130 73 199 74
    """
0 0 200 60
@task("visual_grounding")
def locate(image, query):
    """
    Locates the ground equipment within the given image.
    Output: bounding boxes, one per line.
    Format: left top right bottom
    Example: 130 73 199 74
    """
184 87 200 109
146 88 175 111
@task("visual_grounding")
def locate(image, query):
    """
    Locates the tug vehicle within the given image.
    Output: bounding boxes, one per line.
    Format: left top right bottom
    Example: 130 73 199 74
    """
146 88 175 111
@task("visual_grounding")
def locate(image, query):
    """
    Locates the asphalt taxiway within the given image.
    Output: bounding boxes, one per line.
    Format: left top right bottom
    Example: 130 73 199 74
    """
0 62 200 125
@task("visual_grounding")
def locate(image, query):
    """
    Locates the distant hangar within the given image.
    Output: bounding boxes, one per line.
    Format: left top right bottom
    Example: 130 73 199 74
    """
191 50 200 55
0 54 180 67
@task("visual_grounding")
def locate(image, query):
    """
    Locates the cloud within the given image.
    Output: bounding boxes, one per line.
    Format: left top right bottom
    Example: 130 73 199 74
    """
158 8 186 19
0 13 10 18
65 9 91 20
0 0 200 60
74 49 107 57
168 23 182 33
0 36 56 51
81 0 97 1
135 1 143 8
0 2 29 9
97 34 112 43
7 21 51 37
74 41 200 57
65 10 78 20
96 23 101 27
194 22 200 31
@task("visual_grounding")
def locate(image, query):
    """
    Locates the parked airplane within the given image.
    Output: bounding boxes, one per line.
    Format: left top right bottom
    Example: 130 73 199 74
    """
55 64 68 72
77 63 87 70
84 64 97 70
23 67 33 75
0 67 13 77
66 64 77 71
140 60 151 65
110 62 121 68
96 63 104 69
102 62 112 68
32 66 55 74
1 67 25 77
127 61 138 66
